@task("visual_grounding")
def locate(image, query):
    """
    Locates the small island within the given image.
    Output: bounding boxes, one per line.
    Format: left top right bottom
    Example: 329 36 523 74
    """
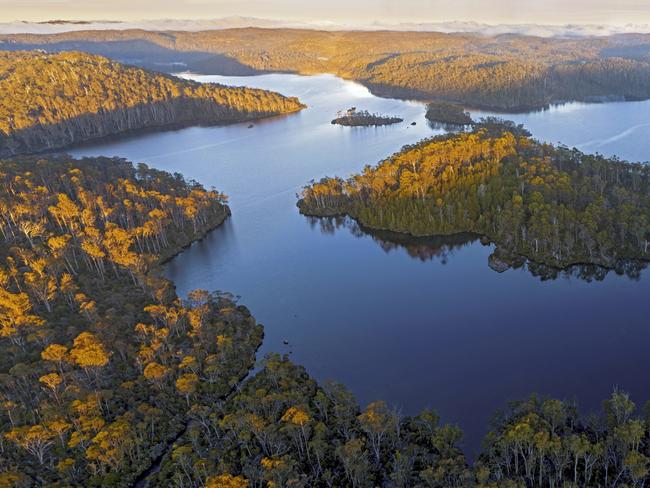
425 101 474 126
331 107 403 126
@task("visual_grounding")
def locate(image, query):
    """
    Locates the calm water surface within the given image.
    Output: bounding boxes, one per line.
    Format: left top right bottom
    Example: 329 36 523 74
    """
71 74 650 453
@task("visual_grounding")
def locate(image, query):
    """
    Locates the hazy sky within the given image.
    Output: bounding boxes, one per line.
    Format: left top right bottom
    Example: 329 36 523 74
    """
1 0 650 25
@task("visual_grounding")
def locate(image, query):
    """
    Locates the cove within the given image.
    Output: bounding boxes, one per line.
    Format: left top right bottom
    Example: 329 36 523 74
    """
69 73 650 454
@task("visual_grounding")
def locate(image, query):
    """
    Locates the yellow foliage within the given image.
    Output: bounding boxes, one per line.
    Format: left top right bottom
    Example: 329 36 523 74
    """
41 343 68 362
205 474 249 488
38 372 63 391
69 332 110 369
281 406 310 426
143 361 170 381
175 373 199 396
261 457 285 470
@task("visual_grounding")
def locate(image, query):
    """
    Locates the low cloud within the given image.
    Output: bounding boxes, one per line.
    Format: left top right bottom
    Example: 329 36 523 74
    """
2 17 650 37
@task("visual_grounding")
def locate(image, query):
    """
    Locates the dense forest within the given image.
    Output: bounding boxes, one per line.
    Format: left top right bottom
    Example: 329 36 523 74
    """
0 51 304 157
0 155 264 486
147 362 650 488
298 119 650 271
0 156 649 487
4 29 650 110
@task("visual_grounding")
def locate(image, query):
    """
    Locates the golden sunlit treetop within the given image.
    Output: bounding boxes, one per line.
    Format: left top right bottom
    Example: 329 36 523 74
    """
0 50 304 156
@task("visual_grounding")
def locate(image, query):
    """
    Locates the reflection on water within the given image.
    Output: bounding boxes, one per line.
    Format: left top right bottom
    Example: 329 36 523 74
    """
308 215 479 264
472 99 650 162
527 260 648 282
426 120 472 132
309 215 649 282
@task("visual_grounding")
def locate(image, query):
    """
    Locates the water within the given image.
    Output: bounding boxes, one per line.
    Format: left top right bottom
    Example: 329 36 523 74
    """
473 101 650 163
70 73 650 454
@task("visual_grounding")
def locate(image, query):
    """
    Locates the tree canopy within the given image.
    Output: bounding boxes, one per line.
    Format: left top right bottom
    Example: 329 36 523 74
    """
0 51 304 157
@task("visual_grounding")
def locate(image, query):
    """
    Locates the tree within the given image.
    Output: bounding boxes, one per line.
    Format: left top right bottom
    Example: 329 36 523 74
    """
358 401 397 465
175 373 199 406
336 438 371 488
69 332 110 372
39 373 63 403
206 474 249 488
0 288 44 345
5 424 56 464
143 362 170 389
41 343 69 376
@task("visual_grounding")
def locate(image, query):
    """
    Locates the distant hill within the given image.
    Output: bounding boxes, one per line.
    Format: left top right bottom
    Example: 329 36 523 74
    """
3 28 650 110
0 50 304 157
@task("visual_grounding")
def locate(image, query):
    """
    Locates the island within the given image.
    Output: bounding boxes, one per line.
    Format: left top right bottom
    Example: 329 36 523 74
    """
425 101 474 127
298 118 650 272
0 50 305 157
331 107 403 126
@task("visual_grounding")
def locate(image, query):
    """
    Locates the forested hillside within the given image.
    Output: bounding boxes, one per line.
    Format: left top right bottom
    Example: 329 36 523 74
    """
299 120 650 271
0 51 304 157
3 28 650 110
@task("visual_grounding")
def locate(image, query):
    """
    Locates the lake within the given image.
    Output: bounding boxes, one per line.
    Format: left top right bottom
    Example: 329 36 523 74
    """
70 73 650 454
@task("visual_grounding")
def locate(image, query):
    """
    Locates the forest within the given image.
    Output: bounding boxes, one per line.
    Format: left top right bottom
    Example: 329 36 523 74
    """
2 28 650 488
0 155 264 486
298 119 650 271
4 29 650 110
0 155 647 487
0 51 304 157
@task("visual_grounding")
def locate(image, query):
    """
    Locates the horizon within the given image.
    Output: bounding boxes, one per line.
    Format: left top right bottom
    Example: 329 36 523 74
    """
2 0 650 26
3 15 650 38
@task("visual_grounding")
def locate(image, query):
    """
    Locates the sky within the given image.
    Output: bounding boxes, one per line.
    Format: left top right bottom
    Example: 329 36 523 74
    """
2 0 650 26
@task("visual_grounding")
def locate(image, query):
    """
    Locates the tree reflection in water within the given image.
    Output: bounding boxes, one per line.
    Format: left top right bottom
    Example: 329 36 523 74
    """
305 215 648 282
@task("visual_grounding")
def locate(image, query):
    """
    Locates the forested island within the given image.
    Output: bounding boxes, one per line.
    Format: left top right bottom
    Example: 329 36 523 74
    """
299 119 650 271
425 102 474 127
331 108 403 126
0 51 304 157
5 28 650 110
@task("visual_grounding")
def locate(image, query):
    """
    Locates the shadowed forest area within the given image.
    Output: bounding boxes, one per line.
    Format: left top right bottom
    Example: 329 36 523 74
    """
4 29 650 110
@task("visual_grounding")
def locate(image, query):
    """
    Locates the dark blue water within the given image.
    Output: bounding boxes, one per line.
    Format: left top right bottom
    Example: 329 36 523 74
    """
70 73 650 454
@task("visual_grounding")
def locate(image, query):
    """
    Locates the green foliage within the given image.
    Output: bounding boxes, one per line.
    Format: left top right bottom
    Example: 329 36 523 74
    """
151 355 471 487
478 392 650 488
331 108 403 126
